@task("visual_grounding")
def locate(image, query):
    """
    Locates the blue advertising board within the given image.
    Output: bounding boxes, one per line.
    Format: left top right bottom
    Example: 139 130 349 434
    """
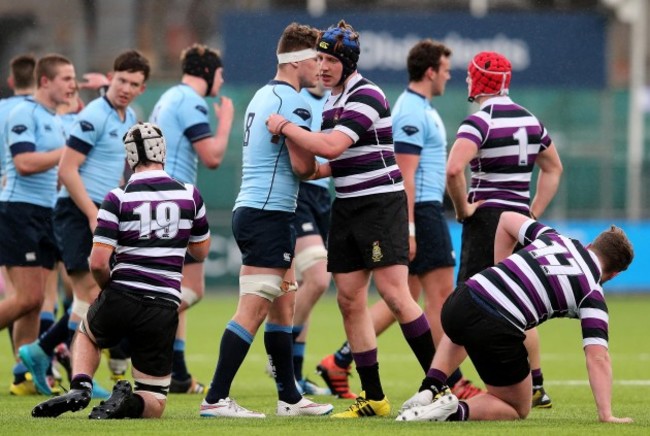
221 11 605 88
204 219 650 293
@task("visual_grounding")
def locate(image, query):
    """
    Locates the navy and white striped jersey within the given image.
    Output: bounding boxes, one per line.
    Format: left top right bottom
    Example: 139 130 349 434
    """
467 219 608 349
93 170 210 306
322 74 403 198
456 96 553 213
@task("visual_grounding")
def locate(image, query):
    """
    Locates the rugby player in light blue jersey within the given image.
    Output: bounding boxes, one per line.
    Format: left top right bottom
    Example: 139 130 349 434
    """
201 22 332 419
0 55 36 179
0 55 75 393
18 51 150 397
149 44 233 394
267 20 435 419
0 54 37 395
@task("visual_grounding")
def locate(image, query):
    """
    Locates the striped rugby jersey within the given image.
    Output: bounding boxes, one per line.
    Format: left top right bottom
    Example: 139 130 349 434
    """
322 74 403 198
456 96 553 213
93 170 210 306
467 219 608 349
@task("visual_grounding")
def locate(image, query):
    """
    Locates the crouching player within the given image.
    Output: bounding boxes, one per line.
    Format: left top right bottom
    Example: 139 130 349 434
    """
398 211 634 424
31 122 210 419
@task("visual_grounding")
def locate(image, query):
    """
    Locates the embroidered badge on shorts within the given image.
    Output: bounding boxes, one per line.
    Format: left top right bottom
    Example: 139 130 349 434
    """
371 241 383 262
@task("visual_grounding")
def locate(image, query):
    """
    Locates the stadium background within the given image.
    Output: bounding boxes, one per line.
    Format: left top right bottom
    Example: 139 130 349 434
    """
0 0 648 290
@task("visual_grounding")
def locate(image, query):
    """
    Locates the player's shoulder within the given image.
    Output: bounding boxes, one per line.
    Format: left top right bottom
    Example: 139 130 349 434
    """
78 96 112 119
394 91 426 116
9 96 37 114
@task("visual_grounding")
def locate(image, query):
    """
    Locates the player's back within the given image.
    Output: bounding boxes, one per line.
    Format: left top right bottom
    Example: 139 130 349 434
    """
95 169 209 305
458 96 552 211
150 84 211 184
467 220 605 331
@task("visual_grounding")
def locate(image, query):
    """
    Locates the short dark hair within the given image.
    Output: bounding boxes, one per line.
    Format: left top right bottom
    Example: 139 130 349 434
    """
113 50 150 81
590 225 634 275
35 54 72 88
10 54 36 89
407 39 452 82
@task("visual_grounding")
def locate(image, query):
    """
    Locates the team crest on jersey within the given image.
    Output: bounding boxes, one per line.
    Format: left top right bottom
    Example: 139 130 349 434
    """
44 124 52 132
371 241 383 262
195 105 208 115
109 129 118 137
402 125 419 136
11 125 27 135
80 121 94 132
293 108 311 121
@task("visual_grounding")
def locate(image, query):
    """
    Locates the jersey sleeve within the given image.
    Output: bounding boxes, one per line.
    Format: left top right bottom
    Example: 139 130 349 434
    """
578 288 609 349
93 189 122 248
7 103 37 155
517 219 558 246
189 185 211 243
456 111 489 148
334 87 386 142
284 94 313 131
393 108 426 154
181 101 212 143
67 103 103 155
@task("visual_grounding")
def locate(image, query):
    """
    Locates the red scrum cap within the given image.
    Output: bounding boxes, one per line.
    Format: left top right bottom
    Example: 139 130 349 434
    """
467 51 511 102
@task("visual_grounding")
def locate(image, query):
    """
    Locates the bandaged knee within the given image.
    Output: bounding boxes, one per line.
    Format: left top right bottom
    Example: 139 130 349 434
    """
294 245 328 280
239 274 285 301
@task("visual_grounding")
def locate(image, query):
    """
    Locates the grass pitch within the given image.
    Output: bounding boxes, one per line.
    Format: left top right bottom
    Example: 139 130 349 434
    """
1 291 648 435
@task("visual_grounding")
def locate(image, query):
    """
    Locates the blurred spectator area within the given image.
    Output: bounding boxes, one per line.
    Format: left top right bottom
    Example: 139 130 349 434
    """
0 0 648 220
0 0 636 85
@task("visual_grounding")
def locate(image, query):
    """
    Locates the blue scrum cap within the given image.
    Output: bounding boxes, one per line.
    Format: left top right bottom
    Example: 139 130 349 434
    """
317 20 360 86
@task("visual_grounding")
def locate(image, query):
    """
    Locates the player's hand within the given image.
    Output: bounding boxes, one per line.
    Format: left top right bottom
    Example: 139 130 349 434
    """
455 200 484 223
600 416 633 424
266 114 287 135
213 96 234 124
78 73 110 90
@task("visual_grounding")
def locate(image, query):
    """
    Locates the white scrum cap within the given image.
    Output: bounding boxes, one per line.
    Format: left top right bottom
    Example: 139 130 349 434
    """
123 122 166 169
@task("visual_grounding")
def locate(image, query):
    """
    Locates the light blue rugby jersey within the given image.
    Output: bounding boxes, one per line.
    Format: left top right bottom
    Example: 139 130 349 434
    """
392 89 447 203
299 88 330 190
149 84 213 184
60 96 137 204
0 95 31 178
59 112 78 139
234 80 312 212
1 97 65 207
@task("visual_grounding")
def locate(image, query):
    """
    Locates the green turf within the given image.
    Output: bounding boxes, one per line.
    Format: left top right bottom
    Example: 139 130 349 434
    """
1 291 648 435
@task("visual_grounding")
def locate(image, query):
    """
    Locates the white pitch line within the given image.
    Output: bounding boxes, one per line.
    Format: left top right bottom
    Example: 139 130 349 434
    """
546 380 650 386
